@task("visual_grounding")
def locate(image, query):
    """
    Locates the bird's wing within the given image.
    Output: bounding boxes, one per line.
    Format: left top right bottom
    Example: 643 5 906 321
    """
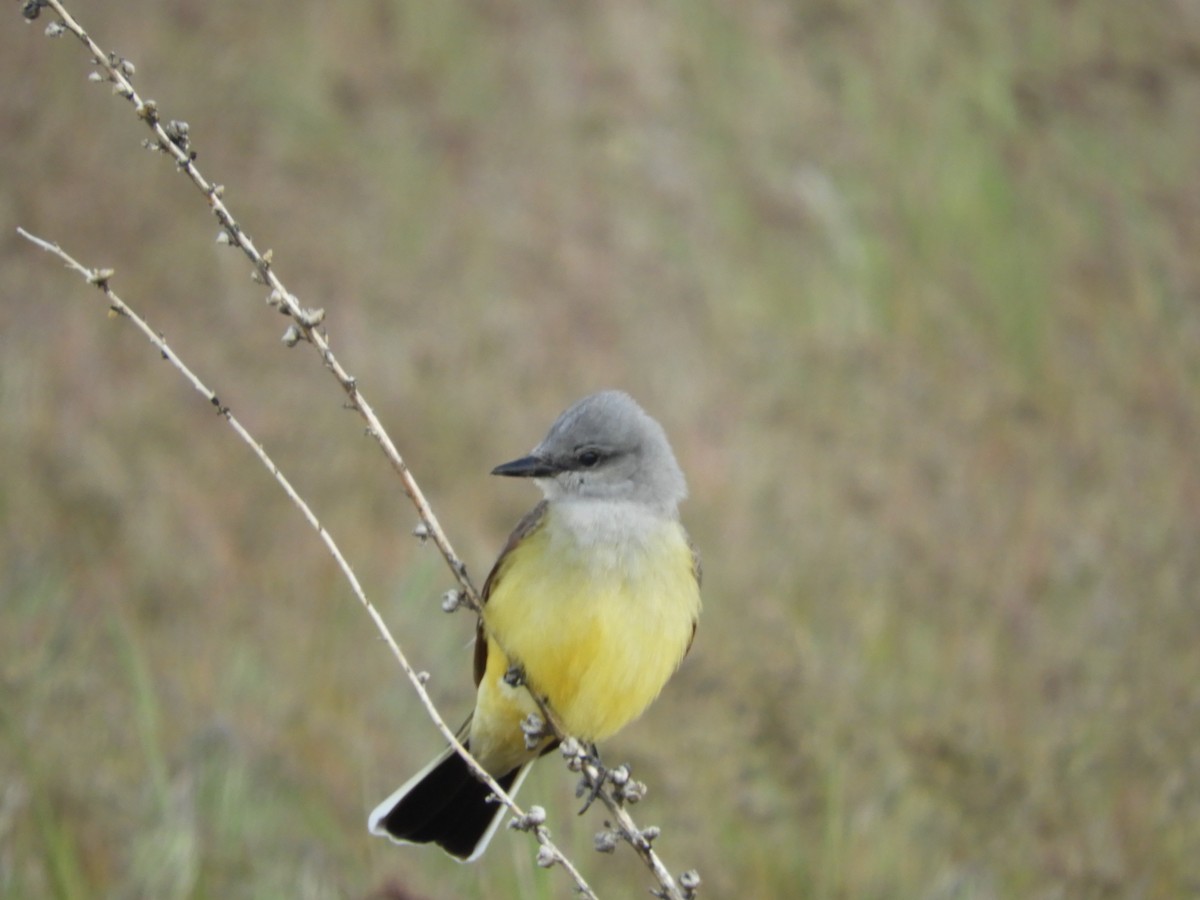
685 539 702 656
473 500 550 687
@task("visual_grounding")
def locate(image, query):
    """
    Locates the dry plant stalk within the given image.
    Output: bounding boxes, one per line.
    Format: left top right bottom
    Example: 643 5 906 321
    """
15 2 701 897
14 227 599 900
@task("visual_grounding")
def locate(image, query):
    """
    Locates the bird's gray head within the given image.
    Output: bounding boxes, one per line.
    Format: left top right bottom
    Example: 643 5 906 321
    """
491 390 687 513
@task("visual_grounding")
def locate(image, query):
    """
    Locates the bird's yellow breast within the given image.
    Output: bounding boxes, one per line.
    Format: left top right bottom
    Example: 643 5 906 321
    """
476 502 699 759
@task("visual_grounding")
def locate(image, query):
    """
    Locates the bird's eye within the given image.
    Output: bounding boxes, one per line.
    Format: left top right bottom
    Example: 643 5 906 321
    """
578 449 601 468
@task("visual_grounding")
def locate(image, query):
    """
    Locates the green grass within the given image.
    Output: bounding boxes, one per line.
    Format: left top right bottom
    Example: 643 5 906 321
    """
3 0 1200 897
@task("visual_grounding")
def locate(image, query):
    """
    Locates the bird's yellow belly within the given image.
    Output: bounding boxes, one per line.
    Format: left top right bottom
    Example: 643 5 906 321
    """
474 507 698 767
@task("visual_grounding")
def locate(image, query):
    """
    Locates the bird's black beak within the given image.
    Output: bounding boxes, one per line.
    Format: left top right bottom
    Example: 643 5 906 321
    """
491 454 558 478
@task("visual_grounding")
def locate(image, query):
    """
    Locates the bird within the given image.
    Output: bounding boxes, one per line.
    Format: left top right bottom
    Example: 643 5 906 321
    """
368 390 702 861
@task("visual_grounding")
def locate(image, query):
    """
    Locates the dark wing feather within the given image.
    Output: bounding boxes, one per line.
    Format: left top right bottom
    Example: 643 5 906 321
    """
472 500 550 687
689 539 703 588
684 539 702 657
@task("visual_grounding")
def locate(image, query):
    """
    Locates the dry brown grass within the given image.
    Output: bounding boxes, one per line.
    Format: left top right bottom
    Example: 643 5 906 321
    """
3 1 1199 897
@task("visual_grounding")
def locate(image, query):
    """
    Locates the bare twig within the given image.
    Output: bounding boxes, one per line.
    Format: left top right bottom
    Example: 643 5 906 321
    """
592 774 693 900
26 0 480 613
16 2 702 895
14 227 597 900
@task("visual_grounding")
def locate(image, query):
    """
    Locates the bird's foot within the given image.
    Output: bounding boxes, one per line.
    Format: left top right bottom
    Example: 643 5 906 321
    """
575 743 607 814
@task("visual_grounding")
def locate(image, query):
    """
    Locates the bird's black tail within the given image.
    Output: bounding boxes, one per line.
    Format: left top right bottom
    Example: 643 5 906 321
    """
369 745 528 862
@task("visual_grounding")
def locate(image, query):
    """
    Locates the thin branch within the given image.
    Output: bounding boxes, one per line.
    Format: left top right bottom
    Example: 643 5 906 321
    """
14 227 597 900
17 3 702 895
589 766 695 900
28 0 480 613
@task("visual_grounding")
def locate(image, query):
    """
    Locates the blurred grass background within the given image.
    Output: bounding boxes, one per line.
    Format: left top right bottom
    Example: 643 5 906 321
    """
3 0 1200 897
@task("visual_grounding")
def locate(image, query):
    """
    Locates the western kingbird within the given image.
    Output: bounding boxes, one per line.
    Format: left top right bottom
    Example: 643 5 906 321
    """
368 390 701 861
